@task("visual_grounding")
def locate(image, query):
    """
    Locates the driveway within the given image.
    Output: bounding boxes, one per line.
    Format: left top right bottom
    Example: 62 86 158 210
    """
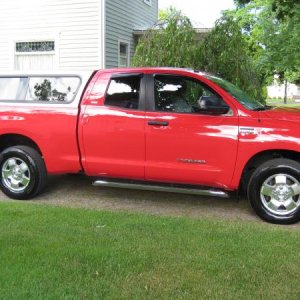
1 174 300 227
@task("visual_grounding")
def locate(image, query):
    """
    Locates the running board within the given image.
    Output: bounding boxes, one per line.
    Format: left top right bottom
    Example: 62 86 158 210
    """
92 180 229 198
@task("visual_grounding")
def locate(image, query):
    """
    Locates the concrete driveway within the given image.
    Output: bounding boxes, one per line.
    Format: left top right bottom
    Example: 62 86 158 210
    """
0 174 262 222
1 174 300 227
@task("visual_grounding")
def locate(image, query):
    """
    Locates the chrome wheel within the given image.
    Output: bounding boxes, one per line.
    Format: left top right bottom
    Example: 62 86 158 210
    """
260 173 300 216
1 157 31 192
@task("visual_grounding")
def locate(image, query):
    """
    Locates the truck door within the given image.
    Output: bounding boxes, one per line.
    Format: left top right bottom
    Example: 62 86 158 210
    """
145 74 239 189
80 73 146 179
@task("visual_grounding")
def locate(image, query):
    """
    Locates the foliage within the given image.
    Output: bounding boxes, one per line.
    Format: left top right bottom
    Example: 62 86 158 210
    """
231 0 300 82
33 79 68 101
235 0 300 19
200 14 264 99
133 8 264 100
34 79 52 100
271 0 300 20
1 202 300 299
132 7 197 68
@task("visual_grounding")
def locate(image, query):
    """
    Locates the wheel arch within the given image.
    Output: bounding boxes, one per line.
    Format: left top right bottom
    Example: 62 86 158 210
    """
239 149 300 191
0 134 42 156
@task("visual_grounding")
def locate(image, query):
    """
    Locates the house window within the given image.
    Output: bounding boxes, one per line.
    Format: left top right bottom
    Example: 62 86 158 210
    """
16 41 55 53
144 0 152 6
14 40 56 70
118 41 130 67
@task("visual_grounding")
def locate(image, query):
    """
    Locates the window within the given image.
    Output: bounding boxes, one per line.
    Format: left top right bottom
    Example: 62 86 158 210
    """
154 75 230 115
16 41 55 53
118 42 130 67
0 78 27 100
15 40 56 71
205 75 264 111
26 77 80 102
144 0 152 6
0 76 80 103
105 76 141 110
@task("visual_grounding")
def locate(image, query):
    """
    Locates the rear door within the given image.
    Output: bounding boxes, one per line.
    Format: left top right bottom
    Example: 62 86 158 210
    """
81 73 146 179
145 73 239 189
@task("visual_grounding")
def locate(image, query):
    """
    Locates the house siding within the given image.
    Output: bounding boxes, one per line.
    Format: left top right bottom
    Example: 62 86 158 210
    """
0 0 103 71
105 0 158 68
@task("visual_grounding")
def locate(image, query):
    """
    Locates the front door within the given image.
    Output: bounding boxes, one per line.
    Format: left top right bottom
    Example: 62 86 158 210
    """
145 74 239 189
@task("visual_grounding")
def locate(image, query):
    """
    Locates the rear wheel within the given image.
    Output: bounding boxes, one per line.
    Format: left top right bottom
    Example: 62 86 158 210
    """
248 158 300 224
0 146 47 200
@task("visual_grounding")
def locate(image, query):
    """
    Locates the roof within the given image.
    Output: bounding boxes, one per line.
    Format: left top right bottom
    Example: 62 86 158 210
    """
133 27 211 36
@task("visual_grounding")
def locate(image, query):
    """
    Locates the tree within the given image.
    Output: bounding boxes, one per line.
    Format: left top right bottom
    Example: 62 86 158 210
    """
133 8 264 100
199 14 263 99
132 8 197 68
232 0 300 102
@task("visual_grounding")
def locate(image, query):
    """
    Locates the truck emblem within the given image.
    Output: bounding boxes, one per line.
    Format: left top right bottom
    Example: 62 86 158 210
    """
239 127 255 134
177 158 207 164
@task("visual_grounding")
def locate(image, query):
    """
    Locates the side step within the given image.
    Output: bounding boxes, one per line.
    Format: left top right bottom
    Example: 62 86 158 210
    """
92 179 229 198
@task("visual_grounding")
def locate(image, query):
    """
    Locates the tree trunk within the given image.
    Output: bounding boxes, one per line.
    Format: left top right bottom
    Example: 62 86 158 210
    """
284 80 288 104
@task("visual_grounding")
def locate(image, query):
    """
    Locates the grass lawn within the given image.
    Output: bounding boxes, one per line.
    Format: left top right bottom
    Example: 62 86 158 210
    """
267 98 300 108
0 202 300 299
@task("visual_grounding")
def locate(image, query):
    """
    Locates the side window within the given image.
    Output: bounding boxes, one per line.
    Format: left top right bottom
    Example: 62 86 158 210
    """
105 76 141 110
0 77 27 100
26 77 80 102
154 75 230 115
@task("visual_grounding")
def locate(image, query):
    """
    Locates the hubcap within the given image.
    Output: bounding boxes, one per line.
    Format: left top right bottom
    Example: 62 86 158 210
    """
260 174 300 216
1 157 30 192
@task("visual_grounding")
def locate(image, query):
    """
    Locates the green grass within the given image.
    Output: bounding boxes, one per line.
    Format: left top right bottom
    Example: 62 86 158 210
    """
0 202 300 299
267 98 300 108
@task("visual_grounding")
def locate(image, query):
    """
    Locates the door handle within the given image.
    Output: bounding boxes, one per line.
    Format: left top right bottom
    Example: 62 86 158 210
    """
148 120 169 126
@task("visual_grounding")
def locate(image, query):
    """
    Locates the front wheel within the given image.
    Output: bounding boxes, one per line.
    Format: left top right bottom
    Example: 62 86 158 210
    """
0 146 47 200
248 158 300 224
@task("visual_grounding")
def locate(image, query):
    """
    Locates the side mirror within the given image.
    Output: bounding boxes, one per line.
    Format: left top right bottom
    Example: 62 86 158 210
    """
200 105 230 115
199 96 230 115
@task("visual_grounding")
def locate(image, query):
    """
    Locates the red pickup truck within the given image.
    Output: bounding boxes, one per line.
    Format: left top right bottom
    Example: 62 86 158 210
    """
1 68 300 224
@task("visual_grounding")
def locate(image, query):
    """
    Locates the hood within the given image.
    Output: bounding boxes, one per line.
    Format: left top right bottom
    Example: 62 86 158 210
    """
260 106 300 122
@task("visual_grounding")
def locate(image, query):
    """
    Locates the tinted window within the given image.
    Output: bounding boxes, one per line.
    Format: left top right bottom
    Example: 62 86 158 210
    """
105 76 141 110
0 77 27 100
26 77 80 102
154 75 229 115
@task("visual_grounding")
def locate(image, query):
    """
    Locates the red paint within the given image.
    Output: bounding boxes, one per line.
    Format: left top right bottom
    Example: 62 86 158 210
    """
1 68 300 192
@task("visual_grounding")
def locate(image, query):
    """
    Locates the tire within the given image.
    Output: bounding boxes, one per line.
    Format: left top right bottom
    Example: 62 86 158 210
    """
248 158 300 224
0 146 47 200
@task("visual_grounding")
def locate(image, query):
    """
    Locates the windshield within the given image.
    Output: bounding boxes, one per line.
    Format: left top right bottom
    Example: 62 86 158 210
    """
204 75 265 110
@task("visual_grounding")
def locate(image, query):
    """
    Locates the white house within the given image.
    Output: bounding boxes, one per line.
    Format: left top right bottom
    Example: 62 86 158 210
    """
0 0 158 71
267 82 300 100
